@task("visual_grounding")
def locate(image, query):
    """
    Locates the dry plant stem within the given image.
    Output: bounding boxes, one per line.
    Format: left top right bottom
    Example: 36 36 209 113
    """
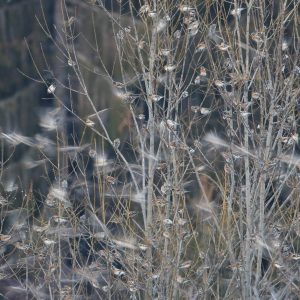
75 74 140 191
7 0 298 298
167 22 181 299
128 2 148 210
226 105 237 266
163 163 172 297
256 0 287 283
145 3 158 298
113 23 148 226
236 1 252 297
172 237 183 300
130 104 147 216
61 11 142 197
53 1 70 297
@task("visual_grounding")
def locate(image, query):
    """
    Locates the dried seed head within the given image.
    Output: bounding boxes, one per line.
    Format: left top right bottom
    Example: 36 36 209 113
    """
195 42 206 52
52 216 69 224
112 267 126 277
294 66 300 76
182 90 189 98
291 254 300 260
43 238 57 246
163 231 171 238
128 282 138 293
214 80 225 87
114 90 136 103
191 106 201 113
138 40 146 49
179 260 192 269
0 234 12 242
65 16 76 27
199 66 207 77
138 243 148 251
179 5 195 13
188 20 199 36
189 147 195 154
217 42 230 51
149 94 164 102
137 114 145 120
194 75 201 84
47 84 56 94
160 49 171 56
155 19 167 32
240 111 251 117
166 119 179 130
14 242 32 252
187 19 199 28
176 275 185 283
183 16 195 25
67 58 76 67
164 64 176 72
200 107 211 115
163 218 173 225
102 286 109 292
161 182 172 194
177 218 188 226
230 7 245 17
113 138 120 149
106 175 117 185
173 30 181 39
252 92 262 100
146 11 156 18
124 26 131 33
139 4 150 15
33 223 49 232
48 187 68 205
0 195 8 206
282 39 289 51
251 32 264 44
113 81 125 89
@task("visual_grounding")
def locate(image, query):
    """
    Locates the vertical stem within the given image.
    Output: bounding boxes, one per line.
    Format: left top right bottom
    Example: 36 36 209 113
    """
239 1 254 297
146 2 157 298
53 1 70 297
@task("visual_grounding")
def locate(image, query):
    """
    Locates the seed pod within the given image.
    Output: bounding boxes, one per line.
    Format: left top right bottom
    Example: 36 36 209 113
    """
47 84 56 94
